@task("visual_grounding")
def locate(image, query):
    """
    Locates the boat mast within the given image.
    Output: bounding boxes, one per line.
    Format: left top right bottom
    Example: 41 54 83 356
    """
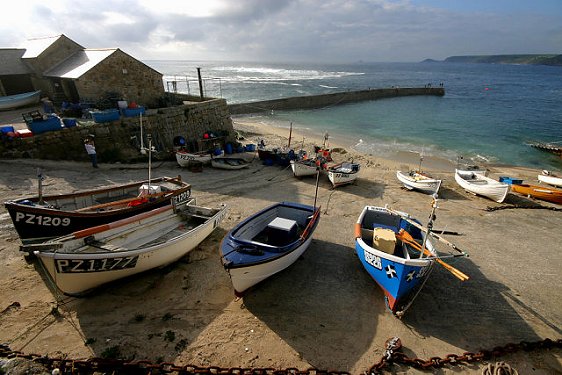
37 168 44 205
147 133 152 191
419 194 438 258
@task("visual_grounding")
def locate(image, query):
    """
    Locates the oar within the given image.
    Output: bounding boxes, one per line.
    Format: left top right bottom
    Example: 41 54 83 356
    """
300 206 320 240
397 230 469 281
385 206 468 255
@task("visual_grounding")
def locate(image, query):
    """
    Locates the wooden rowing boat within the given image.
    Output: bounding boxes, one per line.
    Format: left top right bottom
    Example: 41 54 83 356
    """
22 200 227 296
538 170 562 188
0 90 41 111
4 176 192 244
175 150 212 166
355 205 436 315
499 177 562 204
396 170 442 195
454 169 510 203
220 202 320 296
327 162 360 187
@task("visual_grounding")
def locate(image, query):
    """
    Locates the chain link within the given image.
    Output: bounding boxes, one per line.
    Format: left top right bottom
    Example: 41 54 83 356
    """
1 338 560 374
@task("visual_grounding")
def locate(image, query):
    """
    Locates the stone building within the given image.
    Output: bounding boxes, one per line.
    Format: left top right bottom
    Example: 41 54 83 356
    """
0 35 164 107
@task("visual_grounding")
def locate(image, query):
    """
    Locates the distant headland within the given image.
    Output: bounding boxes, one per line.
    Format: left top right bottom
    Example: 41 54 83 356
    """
422 54 562 66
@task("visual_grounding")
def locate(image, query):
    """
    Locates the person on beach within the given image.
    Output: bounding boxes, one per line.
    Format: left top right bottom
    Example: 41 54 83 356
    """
84 136 98 168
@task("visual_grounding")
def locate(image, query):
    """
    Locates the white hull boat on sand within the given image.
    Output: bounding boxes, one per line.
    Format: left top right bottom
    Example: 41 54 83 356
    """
454 169 510 203
22 200 227 296
175 151 212 166
538 170 562 188
290 159 318 177
327 162 360 187
396 171 442 195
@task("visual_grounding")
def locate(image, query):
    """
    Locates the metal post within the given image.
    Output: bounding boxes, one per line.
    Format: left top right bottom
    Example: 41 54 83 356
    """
197 67 204 100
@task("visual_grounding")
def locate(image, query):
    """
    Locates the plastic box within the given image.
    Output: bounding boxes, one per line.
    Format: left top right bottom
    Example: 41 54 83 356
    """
499 176 523 185
122 106 145 117
27 116 63 135
91 109 120 123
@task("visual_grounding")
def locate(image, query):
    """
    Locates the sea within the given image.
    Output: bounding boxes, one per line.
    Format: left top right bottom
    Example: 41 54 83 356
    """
145 60 562 171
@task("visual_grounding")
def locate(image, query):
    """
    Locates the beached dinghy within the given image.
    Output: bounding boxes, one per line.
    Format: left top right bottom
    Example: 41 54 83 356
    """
454 169 510 203
0 90 41 110
22 200 227 296
538 170 562 188
175 150 212 166
500 177 562 205
354 199 469 316
4 175 192 244
396 170 442 195
211 157 250 170
290 159 319 177
220 201 321 295
327 162 360 187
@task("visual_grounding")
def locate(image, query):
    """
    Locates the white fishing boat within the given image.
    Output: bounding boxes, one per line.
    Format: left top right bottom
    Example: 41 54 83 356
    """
396 171 442 195
211 157 250 170
220 202 320 295
22 200 227 296
454 169 510 203
0 90 41 111
538 170 562 188
175 150 212 166
327 162 360 187
290 159 318 177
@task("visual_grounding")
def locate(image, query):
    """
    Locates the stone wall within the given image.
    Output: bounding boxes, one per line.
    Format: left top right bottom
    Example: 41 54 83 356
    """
228 87 445 114
76 50 164 108
0 99 235 163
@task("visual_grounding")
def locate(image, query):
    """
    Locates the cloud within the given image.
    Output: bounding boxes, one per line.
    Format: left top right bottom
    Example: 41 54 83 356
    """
1 0 560 62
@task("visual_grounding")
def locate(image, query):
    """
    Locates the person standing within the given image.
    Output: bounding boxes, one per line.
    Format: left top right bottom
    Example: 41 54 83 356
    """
84 136 98 168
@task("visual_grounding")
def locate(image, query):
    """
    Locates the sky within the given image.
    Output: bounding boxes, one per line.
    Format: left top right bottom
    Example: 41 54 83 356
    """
1 0 561 63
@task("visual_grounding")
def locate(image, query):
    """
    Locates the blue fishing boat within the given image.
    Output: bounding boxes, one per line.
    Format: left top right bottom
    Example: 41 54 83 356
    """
354 206 436 316
220 201 320 296
0 90 41 111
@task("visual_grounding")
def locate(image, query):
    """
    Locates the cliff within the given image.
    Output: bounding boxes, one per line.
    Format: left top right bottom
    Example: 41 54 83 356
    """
440 54 562 66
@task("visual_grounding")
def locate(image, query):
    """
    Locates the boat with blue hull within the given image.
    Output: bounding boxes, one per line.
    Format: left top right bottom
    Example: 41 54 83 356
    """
355 205 437 316
354 198 469 317
220 201 321 296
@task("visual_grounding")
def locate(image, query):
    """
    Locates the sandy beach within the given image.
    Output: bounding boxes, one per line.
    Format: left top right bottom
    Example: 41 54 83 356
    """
0 117 560 374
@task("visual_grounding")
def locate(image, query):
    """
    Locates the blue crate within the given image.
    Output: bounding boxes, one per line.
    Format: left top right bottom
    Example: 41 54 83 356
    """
91 109 120 123
499 176 523 185
27 116 63 135
122 106 145 117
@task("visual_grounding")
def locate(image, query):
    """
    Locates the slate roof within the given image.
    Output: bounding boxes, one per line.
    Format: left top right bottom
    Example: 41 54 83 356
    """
0 49 33 75
43 49 118 78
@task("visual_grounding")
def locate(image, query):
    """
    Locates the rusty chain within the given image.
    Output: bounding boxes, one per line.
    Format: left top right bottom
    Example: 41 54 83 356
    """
367 337 561 374
1 338 560 374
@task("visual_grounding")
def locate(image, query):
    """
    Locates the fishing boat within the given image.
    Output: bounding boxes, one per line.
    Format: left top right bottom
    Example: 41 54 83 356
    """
290 159 319 177
211 157 250 170
220 201 321 296
354 200 469 316
396 170 442 195
454 169 510 203
175 150 212 167
0 90 41 111
4 175 192 244
538 170 562 188
22 201 227 296
327 162 360 187
500 177 562 204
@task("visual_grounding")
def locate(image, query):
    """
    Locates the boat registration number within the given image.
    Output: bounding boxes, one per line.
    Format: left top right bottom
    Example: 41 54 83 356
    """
14 212 71 227
364 250 382 270
172 190 191 205
55 256 139 273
